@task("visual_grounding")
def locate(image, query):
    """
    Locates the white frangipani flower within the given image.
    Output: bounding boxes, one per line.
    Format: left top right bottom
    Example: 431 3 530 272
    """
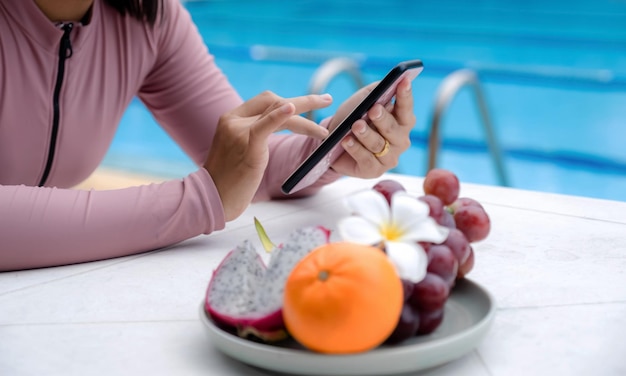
338 190 450 283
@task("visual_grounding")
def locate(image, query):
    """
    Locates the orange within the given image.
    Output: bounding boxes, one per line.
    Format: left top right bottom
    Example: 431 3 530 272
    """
283 242 403 354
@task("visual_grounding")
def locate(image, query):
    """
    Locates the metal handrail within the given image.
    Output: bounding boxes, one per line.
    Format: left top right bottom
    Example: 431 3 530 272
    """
305 57 365 121
427 69 509 186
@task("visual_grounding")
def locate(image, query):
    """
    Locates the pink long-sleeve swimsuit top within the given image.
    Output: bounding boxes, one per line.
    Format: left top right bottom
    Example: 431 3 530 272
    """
0 0 339 270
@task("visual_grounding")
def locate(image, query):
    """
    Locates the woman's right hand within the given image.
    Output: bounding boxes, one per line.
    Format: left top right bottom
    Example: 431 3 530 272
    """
203 91 333 221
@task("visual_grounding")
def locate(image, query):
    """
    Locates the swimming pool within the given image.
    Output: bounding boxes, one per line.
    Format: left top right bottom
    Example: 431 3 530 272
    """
105 0 626 202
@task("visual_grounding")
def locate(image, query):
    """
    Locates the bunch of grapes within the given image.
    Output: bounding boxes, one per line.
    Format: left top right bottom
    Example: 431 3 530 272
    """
372 169 491 344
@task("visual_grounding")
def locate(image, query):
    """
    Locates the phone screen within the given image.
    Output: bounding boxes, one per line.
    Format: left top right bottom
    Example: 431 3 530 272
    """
281 59 424 194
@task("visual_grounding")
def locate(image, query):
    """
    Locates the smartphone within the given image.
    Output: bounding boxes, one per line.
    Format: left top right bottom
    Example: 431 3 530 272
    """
281 59 424 194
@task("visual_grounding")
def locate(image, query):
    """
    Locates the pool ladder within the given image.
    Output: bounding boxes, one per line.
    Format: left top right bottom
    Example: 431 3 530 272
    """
304 57 365 121
429 69 509 186
306 58 510 186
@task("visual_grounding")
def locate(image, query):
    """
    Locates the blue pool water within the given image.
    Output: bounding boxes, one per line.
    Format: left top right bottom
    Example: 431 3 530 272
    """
106 0 626 202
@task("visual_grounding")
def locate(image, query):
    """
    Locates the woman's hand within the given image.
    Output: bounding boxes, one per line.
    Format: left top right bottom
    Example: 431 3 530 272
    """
329 77 416 178
204 91 332 221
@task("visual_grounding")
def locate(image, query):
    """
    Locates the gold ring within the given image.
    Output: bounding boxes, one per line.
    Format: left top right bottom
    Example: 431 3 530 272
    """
373 139 390 158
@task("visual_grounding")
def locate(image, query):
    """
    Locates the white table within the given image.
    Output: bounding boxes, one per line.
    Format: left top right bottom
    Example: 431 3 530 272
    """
1 173 625 376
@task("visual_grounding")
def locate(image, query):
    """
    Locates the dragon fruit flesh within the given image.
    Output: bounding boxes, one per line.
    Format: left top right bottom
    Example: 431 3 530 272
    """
204 226 331 342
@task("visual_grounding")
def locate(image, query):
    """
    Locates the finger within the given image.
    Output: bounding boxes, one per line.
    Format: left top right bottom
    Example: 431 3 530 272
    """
283 116 329 139
234 91 283 117
338 135 387 178
367 96 411 152
392 77 416 127
351 118 389 155
237 91 333 119
368 103 410 152
289 93 333 115
250 102 295 141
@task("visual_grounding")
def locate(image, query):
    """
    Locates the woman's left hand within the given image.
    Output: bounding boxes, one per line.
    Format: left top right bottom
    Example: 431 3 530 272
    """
328 76 415 178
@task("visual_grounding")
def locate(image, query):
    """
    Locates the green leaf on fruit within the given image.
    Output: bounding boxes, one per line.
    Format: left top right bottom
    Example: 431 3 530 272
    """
254 217 276 253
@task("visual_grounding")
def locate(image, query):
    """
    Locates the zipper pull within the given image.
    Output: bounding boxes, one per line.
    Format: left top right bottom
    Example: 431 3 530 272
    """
60 23 73 59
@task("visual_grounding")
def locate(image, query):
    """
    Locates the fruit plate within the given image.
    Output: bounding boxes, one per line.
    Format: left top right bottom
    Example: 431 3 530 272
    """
198 279 495 376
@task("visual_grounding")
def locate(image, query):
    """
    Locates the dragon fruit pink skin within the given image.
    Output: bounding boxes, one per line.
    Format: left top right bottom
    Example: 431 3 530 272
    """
204 226 331 342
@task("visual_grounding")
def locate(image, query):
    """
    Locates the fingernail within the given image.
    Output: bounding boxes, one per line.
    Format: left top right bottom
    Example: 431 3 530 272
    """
355 122 367 134
344 138 354 148
371 105 382 120
403 80 412 93
320 93 332 102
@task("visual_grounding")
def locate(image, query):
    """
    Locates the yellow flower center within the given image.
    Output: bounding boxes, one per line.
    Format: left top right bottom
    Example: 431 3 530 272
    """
380 222 404 241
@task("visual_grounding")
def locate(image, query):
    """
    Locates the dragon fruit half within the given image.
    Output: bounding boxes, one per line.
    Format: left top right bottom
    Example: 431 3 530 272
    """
204 226 331 342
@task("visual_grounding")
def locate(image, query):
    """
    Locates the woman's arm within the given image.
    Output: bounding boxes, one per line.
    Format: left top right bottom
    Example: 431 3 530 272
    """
137 0 342 203
0 170 224 271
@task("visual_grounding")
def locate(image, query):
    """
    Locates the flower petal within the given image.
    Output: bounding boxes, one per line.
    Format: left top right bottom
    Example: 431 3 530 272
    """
401 217 450 244
390 193 449 244
385 241 428 283
344 190 390 225
338 216 383 245
391 193 430 223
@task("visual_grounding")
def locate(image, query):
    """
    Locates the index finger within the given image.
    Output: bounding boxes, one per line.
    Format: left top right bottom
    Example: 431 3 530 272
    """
288 93 333 116
238 92 332 119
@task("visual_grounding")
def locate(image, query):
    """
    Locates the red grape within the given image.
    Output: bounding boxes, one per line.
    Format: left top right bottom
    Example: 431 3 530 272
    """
409 273 450 312
440 211 456 229
453 205 490 242
372 179 406 205
423 169 460 205
418 241 431 254
417 309 444 335
457 246 475 278
400 278 414 302
449 197 484 212
443 228 471 265
385 303 420 344
426 245 459 287
386 279 421 344
418 194 445 224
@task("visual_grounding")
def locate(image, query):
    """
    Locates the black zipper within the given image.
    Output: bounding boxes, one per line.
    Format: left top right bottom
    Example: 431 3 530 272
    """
38 23 74 187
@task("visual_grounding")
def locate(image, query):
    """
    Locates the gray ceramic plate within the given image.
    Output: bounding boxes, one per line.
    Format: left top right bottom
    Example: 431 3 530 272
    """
199 279 495 376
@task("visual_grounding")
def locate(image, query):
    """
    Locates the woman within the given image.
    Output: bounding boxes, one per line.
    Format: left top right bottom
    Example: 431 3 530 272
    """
0 0 416 270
